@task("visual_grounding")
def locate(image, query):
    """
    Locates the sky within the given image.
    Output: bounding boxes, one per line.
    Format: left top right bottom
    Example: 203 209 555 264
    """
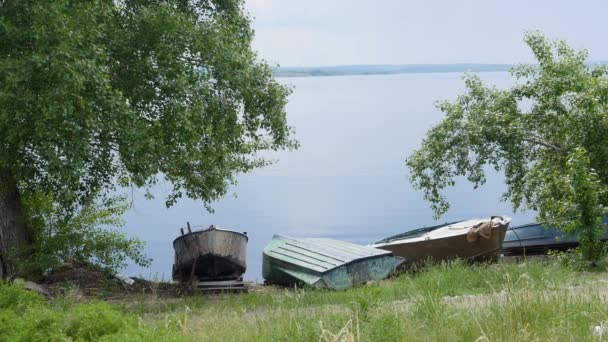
244 0 608 67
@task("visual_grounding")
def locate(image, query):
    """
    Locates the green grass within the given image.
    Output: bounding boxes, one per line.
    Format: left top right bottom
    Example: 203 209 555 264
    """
2 260 608 341
126 259 574 314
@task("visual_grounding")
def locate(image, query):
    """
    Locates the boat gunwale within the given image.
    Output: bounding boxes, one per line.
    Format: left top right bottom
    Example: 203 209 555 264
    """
504 223 578 242
372 220 463 245
172 226 248 246
510 215 608 231
373 218 511 248
509 222 544 230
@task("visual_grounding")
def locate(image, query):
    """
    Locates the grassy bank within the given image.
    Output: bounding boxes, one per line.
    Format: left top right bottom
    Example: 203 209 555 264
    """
2 260 608 341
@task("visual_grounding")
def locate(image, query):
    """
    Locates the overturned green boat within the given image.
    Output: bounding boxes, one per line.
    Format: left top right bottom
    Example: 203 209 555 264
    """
262 235 396 290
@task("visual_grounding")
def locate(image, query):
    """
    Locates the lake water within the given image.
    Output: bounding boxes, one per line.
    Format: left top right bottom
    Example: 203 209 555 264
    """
122 71 536 282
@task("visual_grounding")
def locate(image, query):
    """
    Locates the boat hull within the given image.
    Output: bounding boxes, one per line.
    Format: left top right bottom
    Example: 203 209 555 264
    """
263 253 395 290
379 225 507 265
502 219 608 256
173 227 247 281
373 217 510 267
262 236 395 290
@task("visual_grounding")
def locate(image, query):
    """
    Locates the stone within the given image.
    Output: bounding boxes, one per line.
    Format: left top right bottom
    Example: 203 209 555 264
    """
24 281 50 297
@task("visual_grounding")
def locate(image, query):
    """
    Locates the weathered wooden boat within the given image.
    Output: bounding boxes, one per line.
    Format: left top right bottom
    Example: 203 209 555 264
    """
172 224 248 282
371 216 511 267
262 235 395 290
502 217 608 256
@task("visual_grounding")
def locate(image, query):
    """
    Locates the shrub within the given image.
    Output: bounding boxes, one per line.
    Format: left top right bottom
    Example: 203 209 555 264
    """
0 281 180 341
66 302 127 340
0 280 45 309
548 243 607 271
0 282 63 340
17 193 151 278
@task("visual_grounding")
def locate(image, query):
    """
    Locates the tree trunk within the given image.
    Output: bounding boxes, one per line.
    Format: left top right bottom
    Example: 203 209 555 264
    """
0 168 31 279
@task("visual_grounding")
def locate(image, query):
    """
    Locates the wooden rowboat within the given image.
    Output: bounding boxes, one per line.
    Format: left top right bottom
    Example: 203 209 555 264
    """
262 235 395 290
172 225 248 282
371 216 511 267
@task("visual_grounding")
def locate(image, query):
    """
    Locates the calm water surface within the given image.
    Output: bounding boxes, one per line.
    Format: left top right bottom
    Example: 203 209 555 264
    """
123 72 535 281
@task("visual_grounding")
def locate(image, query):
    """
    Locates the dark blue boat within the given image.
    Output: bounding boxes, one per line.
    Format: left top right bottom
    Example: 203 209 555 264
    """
502 217 608 256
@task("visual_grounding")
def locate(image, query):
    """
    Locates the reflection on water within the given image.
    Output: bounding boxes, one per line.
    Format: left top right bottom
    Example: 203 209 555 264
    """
122 72 536 281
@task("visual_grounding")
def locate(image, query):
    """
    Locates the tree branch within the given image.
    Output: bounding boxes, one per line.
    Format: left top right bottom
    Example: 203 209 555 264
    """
523 138 562 151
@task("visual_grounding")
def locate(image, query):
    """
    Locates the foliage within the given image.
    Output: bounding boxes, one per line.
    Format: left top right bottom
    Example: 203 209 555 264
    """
406 32 608 260
538 148 607 260
0 281 181 341
0 0 295 212
0 0 295 275
547 248 590 271
0 279 45 310
548 243 608 271
17 193 150 278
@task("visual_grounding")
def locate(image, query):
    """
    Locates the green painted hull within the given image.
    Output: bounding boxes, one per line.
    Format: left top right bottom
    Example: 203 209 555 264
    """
262 236 395 290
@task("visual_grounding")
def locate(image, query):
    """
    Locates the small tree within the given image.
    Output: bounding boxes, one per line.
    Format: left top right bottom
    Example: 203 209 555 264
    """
0 0 296 277
407 32 608 261
19 193 150 278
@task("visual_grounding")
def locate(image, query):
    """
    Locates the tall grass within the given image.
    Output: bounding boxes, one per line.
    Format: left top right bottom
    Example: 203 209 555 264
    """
127 259 572 314
127 260 605 341
2 260 606 341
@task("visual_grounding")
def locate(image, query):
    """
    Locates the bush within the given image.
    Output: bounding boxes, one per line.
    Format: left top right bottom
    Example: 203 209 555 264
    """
66 302 127 340
548 248 589 271
17 193 151 279
0 282 180 341
548 243 608 271
0 282 63 340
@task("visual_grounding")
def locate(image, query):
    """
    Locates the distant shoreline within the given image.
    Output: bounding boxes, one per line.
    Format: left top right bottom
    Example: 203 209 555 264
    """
273 64 512 77
273 62 608 77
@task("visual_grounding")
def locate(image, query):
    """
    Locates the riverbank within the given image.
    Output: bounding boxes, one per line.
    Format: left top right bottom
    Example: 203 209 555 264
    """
3 260 608 341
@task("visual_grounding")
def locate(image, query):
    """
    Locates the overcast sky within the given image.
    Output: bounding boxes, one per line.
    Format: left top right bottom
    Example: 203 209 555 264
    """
244 0 608 67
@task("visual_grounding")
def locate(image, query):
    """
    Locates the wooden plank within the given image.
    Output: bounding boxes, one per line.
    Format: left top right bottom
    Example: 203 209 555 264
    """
194 280 251 292
195 280 247 287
